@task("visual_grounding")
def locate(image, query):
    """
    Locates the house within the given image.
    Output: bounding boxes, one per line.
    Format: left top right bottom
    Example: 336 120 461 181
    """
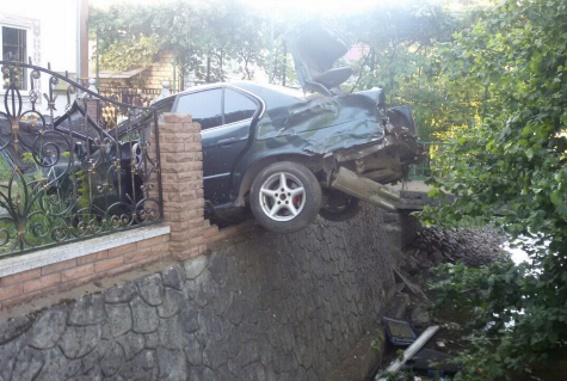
0 0 88 115
93 51 178 106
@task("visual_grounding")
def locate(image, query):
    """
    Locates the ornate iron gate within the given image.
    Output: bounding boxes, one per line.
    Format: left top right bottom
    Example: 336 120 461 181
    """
0 60 162 257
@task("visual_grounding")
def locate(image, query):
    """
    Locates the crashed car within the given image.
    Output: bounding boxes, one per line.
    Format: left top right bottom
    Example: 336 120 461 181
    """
145 20 423 233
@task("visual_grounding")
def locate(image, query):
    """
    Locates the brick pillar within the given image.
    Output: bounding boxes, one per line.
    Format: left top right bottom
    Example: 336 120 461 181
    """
158 113 212 260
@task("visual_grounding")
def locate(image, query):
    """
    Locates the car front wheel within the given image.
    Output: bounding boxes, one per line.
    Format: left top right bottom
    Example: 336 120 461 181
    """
250 161 322 233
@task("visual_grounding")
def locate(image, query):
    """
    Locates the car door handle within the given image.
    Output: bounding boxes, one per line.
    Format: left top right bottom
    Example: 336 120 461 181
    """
218 137 237 146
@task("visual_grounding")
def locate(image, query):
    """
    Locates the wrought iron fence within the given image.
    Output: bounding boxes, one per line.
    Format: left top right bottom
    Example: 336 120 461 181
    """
0 60 162 257
98 86 162 107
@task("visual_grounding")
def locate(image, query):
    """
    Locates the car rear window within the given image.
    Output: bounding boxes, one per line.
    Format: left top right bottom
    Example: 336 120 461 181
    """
224 88 257 124
176 88 223 129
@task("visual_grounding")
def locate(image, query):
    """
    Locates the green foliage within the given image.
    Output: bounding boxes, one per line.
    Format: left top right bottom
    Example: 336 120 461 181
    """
75 169 90 209
99 36 159 73
89 0 473 136
0 153 12 181
380 370 415 381
89 0 279 83
371 329 385 352
422 0 567 377
335 3 478 139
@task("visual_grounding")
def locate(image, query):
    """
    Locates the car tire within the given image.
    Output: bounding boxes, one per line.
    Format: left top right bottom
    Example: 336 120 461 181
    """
319 190 360 222
250 161 322 233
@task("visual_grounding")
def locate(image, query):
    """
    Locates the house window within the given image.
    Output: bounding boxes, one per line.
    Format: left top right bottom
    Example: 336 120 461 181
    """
2 26 27 90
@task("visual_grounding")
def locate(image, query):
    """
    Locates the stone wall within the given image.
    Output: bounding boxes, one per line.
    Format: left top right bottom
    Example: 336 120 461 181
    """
0 205 396 381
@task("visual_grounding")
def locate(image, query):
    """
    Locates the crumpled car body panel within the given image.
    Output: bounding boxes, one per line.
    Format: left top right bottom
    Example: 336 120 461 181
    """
255 93 385 155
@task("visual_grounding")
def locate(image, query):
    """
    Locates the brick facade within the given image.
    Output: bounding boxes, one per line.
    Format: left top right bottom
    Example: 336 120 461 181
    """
143 51 178 92
98 51 183 98
0 113 216 310
0 234 170 310
159 113 217 260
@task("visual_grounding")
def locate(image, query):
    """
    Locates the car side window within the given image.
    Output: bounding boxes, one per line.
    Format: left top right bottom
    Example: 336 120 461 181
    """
175 89 222 130
224 88 258 125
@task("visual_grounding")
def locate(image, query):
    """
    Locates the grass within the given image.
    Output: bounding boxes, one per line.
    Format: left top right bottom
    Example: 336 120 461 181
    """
0 154 13 185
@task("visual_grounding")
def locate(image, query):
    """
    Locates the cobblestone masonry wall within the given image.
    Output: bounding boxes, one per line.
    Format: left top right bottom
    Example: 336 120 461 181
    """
0 205 395 381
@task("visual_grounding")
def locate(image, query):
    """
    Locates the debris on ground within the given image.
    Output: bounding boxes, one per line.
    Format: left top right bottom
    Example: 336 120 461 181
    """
375 325 440 381
374 225 507 380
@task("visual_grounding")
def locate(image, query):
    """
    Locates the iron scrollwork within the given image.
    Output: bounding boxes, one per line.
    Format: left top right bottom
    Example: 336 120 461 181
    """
0 59 162 257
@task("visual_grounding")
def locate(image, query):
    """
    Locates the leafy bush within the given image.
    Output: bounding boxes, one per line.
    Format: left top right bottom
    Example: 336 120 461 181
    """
423 0 567 377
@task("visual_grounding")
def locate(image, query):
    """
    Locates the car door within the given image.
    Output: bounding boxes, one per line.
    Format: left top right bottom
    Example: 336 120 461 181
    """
173 86 259 205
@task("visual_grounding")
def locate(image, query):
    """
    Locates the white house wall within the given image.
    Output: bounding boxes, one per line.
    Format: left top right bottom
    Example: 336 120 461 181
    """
1 0 80 115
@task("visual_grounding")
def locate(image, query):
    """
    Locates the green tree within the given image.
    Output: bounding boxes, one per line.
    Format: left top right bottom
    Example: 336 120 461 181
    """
89 1 470 129
423 0 567 378
89 0 271 84
335 3 473 139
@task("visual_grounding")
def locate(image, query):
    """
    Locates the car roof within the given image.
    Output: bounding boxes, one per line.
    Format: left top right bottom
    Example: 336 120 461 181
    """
153 81 306 111
235 82 308 109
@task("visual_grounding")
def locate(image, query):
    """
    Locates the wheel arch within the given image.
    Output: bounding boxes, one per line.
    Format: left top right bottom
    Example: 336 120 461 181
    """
234 153 324 207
